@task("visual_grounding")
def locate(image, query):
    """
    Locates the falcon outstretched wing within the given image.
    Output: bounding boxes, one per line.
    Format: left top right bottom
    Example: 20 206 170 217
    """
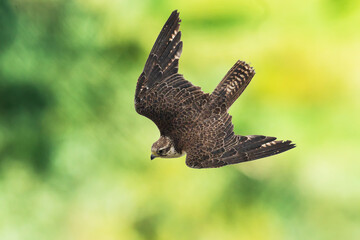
135 10 208 135
185 60 294 168
186 114 295 168
135 10 182 102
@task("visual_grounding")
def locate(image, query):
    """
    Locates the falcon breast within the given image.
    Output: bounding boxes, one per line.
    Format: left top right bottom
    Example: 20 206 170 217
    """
135 10 295 169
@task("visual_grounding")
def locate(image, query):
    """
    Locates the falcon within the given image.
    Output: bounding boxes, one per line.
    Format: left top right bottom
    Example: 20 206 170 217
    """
135 10 295 168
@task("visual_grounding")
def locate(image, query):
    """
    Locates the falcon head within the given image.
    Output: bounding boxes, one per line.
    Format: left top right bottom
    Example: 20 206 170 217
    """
151 136 184 160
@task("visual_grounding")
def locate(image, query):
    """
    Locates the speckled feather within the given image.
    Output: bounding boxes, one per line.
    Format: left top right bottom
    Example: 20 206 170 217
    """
135 10 295 168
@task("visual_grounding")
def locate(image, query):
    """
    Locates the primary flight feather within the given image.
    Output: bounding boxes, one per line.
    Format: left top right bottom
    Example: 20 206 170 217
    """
135 10 295 168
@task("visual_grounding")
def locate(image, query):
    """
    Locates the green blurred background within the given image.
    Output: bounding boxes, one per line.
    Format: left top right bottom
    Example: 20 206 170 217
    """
0 0 359 239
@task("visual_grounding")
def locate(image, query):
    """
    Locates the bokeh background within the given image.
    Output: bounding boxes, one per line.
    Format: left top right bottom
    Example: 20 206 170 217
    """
1 0 360 239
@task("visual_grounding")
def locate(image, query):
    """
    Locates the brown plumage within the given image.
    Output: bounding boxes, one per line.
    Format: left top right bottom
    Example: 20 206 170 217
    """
135 10 295 169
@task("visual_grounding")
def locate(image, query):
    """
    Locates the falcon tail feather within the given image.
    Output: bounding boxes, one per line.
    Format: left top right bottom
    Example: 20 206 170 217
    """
210 60 256 111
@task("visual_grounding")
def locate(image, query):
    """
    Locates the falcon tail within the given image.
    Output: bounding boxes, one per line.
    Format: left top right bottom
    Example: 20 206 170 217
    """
210 60 255 112
221 135 295 165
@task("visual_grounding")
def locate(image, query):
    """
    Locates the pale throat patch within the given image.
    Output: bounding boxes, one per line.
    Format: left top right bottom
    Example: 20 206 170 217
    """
163 145 185 158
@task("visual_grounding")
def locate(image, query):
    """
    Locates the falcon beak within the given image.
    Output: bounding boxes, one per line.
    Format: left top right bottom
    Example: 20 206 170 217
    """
150 154 157 160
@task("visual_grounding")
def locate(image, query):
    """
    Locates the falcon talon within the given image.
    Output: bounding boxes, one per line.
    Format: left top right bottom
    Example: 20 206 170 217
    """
135 10 295 169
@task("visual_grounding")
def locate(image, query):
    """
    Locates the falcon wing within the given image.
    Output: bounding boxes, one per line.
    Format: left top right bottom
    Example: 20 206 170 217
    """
185 59 294 168
135 10 182 96
185 114 295 168
135 11 208 134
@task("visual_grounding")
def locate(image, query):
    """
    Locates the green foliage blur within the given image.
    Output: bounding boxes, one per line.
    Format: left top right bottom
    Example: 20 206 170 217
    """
0 0 359 239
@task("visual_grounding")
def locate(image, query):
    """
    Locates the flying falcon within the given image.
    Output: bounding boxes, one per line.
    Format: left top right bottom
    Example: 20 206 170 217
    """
135 10 295 168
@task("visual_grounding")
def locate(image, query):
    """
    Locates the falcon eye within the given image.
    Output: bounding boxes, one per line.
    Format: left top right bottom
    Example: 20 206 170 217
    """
158 146 170 155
